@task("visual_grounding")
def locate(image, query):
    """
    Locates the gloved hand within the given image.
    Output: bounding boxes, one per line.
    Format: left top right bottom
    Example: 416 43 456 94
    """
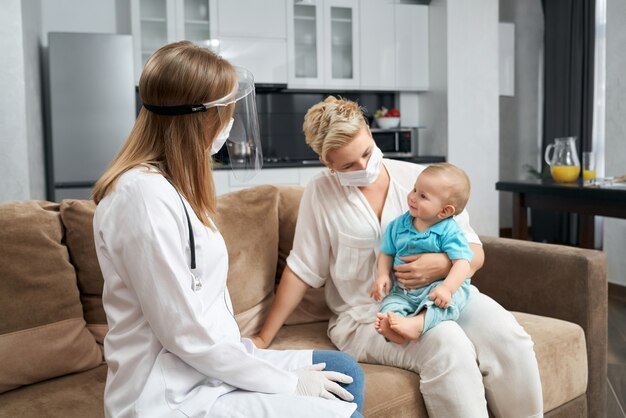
293 363 354 401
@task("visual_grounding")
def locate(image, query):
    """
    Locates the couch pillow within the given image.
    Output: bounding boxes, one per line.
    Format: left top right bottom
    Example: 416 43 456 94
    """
215 185 281 337
0 201 102 394
59 199 107 345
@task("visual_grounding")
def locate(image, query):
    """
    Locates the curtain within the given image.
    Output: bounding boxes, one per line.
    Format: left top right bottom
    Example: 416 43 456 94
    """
534 0 595 245
542 0 596 158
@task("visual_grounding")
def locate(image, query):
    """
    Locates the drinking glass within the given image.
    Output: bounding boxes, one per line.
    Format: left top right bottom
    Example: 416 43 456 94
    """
583 151 596 185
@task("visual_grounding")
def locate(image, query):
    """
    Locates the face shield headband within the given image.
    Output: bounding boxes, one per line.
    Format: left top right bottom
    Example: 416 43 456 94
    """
143 66 262 181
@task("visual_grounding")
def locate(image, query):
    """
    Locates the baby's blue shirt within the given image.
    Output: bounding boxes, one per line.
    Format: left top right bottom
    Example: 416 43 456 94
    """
380 212 474 266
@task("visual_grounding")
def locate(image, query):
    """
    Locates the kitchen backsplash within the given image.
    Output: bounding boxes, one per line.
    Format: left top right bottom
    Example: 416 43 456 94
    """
256 91 395 162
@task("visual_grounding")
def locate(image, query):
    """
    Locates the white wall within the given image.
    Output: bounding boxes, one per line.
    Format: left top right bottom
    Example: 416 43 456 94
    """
498 0 544 228
420 0 500 236
447 0 499 237
41 0 130 46
419 0 448 157
0 0 131 202
22 0 46 200
0 0 31 202
604 0 626 287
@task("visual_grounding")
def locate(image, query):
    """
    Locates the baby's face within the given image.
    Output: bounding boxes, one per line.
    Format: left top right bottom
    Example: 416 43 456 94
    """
407 172 449 220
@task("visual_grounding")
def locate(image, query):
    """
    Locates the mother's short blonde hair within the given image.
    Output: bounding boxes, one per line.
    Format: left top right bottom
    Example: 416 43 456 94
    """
302 96 369 162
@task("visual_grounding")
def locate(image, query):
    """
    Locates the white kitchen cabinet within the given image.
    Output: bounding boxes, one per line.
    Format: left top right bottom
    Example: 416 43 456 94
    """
287 0 360 89
360 1 428 91
214 166 326 195
359 0 396 90
395 4 429 91
217 37 288 84
216 0 286 39
131 0 218 83
215 0 288 84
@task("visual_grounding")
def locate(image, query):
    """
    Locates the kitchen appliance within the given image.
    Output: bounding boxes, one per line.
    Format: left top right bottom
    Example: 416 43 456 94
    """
46 33 135 201
371 127 419 158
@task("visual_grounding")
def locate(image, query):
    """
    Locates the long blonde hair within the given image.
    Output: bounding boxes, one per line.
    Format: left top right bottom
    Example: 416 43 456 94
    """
92 41 236 227
302 96 369 162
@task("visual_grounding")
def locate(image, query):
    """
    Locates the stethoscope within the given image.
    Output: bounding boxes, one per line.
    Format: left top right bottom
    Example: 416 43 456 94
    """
162 171 240 328
164 176 203 292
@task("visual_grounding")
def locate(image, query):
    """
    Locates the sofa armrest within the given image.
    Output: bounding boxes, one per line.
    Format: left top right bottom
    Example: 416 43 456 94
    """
476 236 607 417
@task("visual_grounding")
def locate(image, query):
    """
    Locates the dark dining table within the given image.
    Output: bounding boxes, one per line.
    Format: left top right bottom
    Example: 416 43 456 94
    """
495 178 626 248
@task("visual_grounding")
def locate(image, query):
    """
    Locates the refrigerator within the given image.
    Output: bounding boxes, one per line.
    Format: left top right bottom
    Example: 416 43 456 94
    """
46 32 135 201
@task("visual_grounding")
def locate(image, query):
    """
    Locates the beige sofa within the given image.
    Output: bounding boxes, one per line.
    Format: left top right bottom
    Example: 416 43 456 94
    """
0 185 607 417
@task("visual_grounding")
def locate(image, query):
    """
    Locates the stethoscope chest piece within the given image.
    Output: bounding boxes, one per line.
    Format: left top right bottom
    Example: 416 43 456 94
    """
191 272 202 292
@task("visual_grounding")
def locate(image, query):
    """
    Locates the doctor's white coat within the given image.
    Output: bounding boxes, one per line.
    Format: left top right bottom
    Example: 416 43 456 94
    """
93 167 356 418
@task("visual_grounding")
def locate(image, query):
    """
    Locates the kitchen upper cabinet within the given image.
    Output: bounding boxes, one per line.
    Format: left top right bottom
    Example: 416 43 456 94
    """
359 0 395 90
215 0 288 84
360 1 428 91
216 0 286 39
287 0 360 89
395 4 428 91
131 0 217 83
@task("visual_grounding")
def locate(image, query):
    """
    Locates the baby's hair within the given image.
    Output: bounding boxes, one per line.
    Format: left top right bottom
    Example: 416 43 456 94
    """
421 163 471 213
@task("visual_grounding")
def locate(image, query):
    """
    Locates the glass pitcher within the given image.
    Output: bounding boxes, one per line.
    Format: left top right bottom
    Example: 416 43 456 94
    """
544 137 581 182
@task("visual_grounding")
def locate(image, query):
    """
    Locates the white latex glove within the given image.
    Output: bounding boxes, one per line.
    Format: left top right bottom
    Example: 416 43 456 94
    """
293 363 354 402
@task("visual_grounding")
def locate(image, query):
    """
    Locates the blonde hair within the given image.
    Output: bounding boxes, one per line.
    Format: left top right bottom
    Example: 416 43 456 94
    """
422 163 471 213
302 96 369 162
92 41 237 228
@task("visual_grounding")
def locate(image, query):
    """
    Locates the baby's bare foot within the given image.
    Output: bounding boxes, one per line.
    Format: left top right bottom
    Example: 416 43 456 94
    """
375 312 407 344
388 311 424 341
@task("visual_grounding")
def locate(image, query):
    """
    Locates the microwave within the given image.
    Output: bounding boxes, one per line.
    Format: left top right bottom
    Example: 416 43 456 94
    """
371 127 419 158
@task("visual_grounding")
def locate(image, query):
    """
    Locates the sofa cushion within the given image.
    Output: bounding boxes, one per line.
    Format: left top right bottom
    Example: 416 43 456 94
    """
0 364 107 418
512 312 587 413
0 201 102 394
268 313 588 416
59 199 107 345
214 185 281 337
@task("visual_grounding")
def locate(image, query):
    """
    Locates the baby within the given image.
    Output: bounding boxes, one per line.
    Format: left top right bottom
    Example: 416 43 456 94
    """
370 163 474 344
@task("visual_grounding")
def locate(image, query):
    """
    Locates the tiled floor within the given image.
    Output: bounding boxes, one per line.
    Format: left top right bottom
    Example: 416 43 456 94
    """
607 288 626 418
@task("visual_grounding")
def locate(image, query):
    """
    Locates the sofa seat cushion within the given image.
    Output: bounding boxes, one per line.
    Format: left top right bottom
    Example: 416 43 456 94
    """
0 365 107 418
269 312 587 416
511 312 587 413
0 201 102 394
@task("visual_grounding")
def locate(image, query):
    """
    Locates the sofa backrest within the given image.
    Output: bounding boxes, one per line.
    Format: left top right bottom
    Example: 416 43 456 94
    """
0 200 102 394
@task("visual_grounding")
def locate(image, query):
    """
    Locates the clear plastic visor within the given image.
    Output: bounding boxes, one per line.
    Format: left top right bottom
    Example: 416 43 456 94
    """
205 67 262 181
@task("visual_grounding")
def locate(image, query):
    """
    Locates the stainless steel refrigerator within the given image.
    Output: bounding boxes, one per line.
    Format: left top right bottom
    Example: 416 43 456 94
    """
46 32 135 201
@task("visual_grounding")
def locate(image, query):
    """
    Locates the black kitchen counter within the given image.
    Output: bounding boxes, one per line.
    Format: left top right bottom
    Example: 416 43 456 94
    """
213 155 446 170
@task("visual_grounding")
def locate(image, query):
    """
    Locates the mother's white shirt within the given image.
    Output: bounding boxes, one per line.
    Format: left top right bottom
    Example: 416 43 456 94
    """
286 159 480 348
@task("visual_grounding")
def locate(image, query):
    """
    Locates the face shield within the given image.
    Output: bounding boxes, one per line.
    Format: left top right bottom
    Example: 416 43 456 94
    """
142 66 262 182
203 66 262 181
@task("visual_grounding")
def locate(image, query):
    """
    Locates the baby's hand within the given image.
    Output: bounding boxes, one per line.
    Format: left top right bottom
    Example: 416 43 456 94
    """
370 276 392 302
429 285 452 308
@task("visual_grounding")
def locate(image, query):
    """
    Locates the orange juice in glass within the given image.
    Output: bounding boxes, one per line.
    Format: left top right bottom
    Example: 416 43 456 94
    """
544 137 581 183
582 151 596 185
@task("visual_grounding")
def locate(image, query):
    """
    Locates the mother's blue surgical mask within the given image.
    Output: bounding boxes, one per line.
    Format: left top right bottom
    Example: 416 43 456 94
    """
334 147 383 187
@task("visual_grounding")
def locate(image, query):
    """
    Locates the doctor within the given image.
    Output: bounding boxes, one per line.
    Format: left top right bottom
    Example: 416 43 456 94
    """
92 41 363 418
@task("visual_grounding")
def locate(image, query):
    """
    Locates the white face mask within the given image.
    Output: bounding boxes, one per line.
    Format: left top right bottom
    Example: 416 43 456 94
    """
210 118 234 155
334 147 384 187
